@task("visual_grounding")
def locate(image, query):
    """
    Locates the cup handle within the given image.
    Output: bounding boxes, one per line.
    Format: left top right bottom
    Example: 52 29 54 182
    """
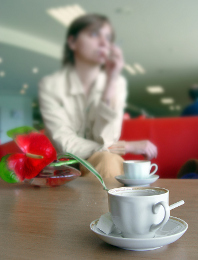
150 201 170 232
150 163 158 176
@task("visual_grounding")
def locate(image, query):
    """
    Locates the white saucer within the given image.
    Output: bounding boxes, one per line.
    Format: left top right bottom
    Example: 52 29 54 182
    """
115 174 159 186
90 216 188 251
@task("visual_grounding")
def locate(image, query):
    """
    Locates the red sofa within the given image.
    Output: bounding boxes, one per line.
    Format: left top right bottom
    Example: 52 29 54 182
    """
1 117 198 178
120 116 198 178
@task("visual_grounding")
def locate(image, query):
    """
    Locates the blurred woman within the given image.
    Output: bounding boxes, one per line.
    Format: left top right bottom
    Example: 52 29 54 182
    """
39 14 157 179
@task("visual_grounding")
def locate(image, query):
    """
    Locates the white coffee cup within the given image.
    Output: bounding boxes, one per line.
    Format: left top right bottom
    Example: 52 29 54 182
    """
123 160 158 179
108 187 170 238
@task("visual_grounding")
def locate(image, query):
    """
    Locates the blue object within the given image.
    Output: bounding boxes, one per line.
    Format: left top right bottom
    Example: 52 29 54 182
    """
181 101 198 116
180 172 198 179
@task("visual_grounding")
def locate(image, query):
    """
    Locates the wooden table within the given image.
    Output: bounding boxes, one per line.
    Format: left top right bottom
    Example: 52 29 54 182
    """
0 176 197 260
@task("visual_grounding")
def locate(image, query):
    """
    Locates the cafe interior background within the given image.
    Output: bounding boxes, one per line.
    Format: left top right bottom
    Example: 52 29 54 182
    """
0 0 198 144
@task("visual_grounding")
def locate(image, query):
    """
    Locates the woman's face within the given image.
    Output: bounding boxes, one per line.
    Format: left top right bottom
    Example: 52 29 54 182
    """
69 23 113 65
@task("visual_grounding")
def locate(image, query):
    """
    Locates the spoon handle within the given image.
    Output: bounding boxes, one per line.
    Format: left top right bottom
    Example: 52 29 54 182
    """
169 200 185 210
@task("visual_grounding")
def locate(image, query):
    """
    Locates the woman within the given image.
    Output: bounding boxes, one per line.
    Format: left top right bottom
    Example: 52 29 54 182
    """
39 14 157 179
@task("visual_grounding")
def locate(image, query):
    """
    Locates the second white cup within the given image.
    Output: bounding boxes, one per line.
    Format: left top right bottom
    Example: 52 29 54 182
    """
123 160 158 179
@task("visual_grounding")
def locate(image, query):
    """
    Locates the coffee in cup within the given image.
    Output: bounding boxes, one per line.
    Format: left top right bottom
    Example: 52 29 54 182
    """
108 187 170 238
123 160 158 179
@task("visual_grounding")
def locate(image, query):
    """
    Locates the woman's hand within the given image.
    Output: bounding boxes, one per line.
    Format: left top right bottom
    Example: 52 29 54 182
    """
105 45 124 80
125 140 158 160
102 45 124 106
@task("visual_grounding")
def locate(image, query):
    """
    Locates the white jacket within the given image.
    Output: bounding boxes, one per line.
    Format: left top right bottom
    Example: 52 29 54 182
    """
38 66 127 159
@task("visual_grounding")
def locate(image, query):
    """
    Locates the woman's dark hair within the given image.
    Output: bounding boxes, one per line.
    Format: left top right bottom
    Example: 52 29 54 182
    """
62 13 115 66
189 84 198 100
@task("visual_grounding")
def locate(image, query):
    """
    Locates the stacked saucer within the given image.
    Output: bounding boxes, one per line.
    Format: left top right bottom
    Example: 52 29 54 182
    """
90 213 188 251
115 174 159 187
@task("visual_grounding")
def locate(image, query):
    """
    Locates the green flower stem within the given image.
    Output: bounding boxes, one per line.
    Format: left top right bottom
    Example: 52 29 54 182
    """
49 160 78 167
60 152 109 191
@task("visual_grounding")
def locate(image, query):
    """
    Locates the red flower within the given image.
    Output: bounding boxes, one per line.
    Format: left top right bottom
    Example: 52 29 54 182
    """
0 127 57 182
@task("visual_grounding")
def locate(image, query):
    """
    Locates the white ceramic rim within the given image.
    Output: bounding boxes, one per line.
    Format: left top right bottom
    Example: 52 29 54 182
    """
108 187 169 197
123 160 151 164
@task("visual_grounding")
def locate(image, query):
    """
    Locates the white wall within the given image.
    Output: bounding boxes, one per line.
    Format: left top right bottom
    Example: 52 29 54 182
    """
0 96 33 144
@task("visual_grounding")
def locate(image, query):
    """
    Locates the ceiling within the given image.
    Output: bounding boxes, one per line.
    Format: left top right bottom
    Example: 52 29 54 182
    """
1 0 198 117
